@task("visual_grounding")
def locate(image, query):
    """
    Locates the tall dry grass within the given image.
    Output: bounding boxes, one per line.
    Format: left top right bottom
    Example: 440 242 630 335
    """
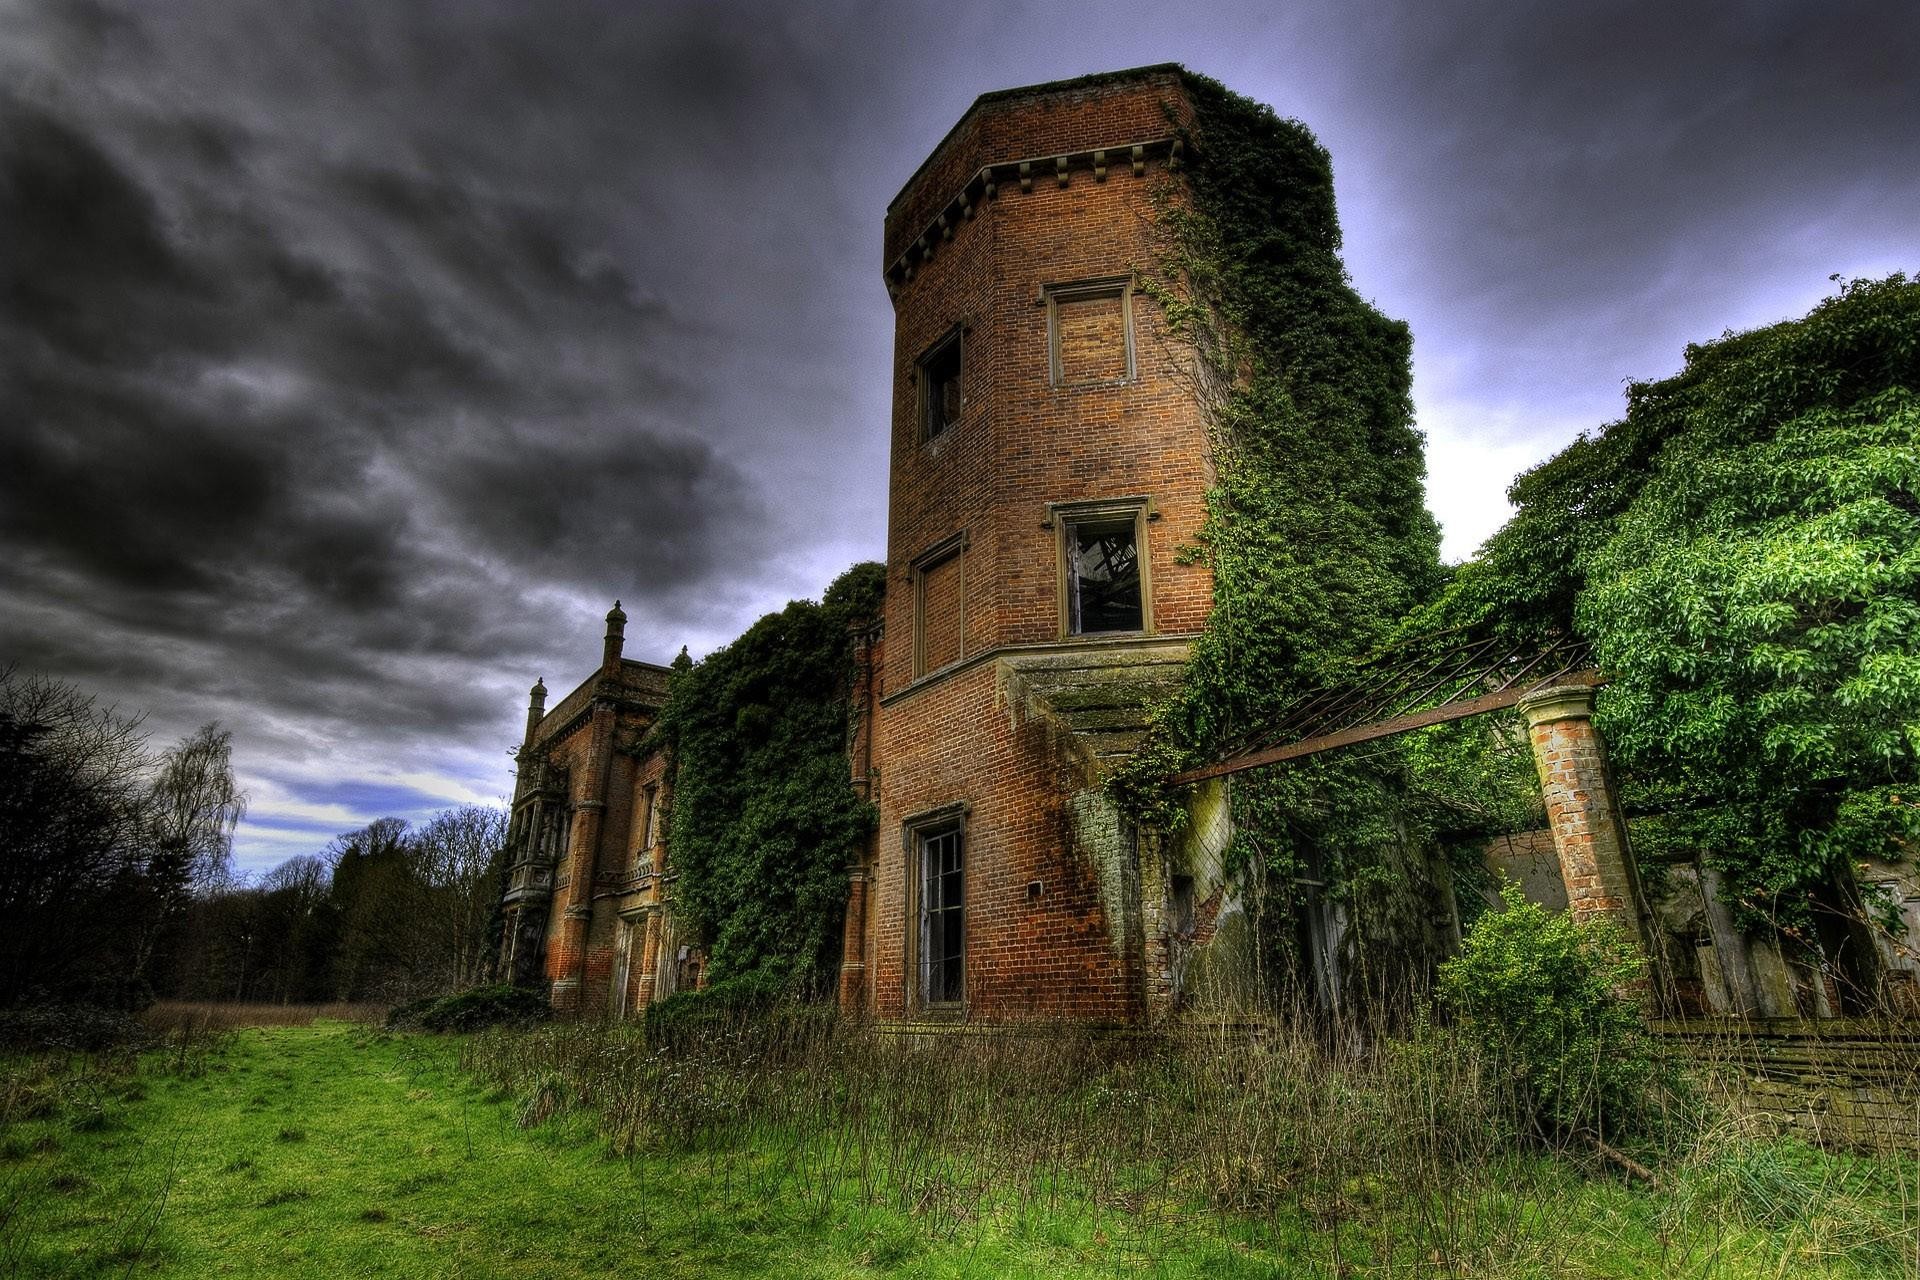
142 1000 385 1033
461 1006 1919 1276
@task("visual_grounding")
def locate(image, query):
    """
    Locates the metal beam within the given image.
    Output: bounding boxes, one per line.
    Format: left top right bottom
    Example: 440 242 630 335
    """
1170 669 1603 785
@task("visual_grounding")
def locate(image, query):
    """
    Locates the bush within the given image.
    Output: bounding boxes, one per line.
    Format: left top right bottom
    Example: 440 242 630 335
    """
1438 882 1651 1137
387 984 549 1033
0 1004 149 1052
642 970 830 1059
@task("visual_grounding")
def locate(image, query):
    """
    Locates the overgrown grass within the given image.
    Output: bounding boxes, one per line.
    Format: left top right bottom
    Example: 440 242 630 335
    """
463 1010 1920 1278
0 1017 1913 1277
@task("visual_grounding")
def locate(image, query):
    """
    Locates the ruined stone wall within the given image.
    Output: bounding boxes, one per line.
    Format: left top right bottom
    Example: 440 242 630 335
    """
1653 1020 1920 1154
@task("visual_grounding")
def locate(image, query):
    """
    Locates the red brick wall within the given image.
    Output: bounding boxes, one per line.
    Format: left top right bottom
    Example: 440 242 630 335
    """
885 68 1192 267
883 82 1215 694
868 663 1138 1021
919 551 964 672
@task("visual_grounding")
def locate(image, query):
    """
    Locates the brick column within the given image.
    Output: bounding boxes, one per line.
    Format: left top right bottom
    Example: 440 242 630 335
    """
1518 683 1649 955
838 868 868 1016
634 909 662 1007
551 698 616 1014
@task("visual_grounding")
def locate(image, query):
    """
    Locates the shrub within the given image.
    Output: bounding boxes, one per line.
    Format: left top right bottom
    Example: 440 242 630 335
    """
0 1004 148 1052
1438 882 1651 1137
387 984 549 1033
642 970 830 1059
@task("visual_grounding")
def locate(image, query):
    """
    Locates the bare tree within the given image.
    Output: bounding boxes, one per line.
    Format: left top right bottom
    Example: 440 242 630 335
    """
0 667 153 1004
411 805 509 989
147 723 246 894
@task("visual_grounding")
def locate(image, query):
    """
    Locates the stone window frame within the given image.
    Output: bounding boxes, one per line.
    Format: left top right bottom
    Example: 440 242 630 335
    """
916 325 965 443
902 801 970 1016
909 530 969 678
1045 275 1136 389
1045 495 1156 639
636 781 661 864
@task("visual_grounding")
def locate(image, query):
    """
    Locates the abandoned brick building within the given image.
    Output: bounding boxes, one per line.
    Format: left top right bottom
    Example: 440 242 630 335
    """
497 66 1233 1020
492 65 1920 1024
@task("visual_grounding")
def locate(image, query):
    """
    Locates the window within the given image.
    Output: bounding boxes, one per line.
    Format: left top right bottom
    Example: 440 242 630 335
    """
911 532 967 677
918 328 963 441
1046 277 1134 387
1050 497 1153 636
918 825 965 1006
905 804 968 1011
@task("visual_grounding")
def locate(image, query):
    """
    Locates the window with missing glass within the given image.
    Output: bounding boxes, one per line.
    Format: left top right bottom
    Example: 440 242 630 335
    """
1051 497 1153 636
905 803 967 1011
918 825 964 1006
918 328 963 441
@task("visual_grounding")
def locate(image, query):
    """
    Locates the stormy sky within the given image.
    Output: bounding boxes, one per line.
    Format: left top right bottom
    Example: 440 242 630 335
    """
3 0 1915 875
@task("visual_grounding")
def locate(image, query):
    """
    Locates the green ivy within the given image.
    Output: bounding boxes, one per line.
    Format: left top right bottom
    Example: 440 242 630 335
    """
653 562 884 997
1116 73 1456 993
1423 275 1920 937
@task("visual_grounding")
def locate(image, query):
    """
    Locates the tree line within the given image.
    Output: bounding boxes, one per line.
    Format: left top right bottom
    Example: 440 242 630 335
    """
0 666 507 1009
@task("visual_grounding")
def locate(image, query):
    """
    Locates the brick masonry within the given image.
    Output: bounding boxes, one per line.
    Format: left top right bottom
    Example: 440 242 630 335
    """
854 70 1222 1023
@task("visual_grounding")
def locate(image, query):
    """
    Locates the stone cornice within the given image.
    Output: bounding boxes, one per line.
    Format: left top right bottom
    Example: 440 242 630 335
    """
885 137 1183 299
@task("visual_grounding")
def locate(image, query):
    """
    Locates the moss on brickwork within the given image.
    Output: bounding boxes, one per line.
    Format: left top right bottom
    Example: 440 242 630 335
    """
652 562 885 997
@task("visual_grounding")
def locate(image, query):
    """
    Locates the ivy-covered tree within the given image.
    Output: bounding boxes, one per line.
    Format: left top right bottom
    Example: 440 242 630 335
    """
1580 279 1920 942
1434 275 1920 978
654 562 884 996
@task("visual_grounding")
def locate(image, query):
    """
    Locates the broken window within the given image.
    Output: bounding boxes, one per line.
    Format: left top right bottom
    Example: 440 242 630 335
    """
918 824 965 1007
1047 278 1134 387
918 329 963 441
1068 516 1143 633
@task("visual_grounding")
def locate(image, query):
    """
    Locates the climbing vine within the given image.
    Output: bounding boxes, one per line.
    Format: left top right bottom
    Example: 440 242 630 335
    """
1119 73 1469 998
652 562 885 996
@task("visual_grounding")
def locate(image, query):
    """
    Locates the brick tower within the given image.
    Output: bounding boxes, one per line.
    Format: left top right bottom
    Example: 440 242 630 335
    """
841 67 1218 1022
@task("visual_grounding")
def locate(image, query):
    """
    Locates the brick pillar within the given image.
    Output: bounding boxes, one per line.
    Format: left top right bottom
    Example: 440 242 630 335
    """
634 909 662 1006
1518 683 1649 955
839 620 880 1018
551 698 616 1014
838 868 868 1016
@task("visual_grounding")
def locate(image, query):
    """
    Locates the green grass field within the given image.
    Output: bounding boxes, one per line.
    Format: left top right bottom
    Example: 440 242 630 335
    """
1 1022 1914 1278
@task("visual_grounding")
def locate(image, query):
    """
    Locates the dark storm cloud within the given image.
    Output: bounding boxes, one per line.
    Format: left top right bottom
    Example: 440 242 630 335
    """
2 0 1912 871
1298 0 1920 410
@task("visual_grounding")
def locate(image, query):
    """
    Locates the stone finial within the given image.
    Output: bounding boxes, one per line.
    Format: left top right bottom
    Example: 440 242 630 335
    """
603 601 627 668
525 677 548 739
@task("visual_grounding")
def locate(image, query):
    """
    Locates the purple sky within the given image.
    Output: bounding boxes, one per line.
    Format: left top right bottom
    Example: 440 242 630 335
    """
3 0 1915 875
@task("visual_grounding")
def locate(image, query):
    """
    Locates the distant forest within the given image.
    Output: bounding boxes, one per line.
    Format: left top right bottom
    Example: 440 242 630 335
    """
0 666 505 1009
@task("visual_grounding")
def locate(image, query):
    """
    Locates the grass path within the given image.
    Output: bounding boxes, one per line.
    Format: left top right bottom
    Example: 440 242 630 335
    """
4 1024 1324 1278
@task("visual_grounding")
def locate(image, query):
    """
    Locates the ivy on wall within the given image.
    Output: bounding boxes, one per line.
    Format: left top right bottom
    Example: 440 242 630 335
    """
652 562 885 996
1119 72 1469 996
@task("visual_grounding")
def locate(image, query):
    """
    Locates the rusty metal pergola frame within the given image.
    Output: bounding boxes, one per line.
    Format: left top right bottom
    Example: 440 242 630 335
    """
1170 627 1601 785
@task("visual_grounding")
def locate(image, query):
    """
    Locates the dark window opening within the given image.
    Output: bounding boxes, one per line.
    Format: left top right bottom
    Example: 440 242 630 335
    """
919 332 962 441
918 826 965 1005
1171 874 1196 936
1068 519 1142 633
